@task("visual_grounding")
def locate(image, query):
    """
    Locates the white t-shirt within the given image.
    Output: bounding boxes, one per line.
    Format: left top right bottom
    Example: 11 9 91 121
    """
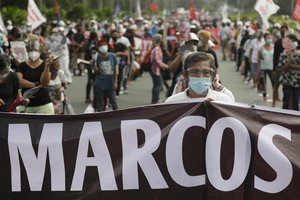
165 88 234 103
250 38 265 63
118 36 131 48
259 46 274 71
244 39 252 58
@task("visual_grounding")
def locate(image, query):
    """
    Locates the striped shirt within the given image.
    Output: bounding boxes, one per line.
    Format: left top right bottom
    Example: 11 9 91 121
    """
150 46 168 76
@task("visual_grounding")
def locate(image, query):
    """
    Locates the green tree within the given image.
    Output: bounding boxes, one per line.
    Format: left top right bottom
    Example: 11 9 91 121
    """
0 6 27 26
66 3 89 21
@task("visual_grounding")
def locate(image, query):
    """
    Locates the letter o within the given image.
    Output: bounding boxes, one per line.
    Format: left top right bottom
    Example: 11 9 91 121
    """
206 117 251 191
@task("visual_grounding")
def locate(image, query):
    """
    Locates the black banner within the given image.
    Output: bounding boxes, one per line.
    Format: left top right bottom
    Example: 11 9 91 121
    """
0 101 300 200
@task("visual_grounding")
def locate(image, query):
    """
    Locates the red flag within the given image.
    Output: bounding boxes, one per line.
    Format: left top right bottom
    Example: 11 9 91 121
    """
189 0 196 20
149 3 159 12
55 0 61 22
294 0 300 23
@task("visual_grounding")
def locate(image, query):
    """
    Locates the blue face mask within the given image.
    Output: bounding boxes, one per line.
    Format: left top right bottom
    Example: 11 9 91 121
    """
265 38 272 45
188 77 211 94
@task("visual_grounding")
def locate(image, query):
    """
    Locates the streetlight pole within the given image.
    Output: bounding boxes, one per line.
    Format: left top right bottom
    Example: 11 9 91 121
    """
99 0 103 10
291 0 295 17
237 0 241 21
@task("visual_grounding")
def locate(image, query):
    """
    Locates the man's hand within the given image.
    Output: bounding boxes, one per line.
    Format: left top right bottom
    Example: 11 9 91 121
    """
212 74 221 90
21 99 30 106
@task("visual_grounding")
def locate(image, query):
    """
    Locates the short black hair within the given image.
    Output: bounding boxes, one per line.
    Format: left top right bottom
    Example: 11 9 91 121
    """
0 54 10 71
287 34 299 43
184 51 215 71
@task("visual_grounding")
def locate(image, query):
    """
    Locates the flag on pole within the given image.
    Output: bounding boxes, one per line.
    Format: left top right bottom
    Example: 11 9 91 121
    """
221 3 228 20
293 0 300 23
113 0 121 17
189 0 196 20
136 0 142 19
254 0 280 31
55 0 61 22
27 0 46 31
0 12 7 35
149 3 159 12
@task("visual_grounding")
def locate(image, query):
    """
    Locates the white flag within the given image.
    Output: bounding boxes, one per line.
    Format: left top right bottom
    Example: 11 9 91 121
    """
27 0 46 30
254 0 280 31
221 3 228 20
0 12 7 35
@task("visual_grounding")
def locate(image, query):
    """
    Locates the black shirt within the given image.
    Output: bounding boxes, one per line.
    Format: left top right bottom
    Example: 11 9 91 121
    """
273 38 284 70
74 33 86 53
0 72 20 112
16 62 51 107
114 42 128 65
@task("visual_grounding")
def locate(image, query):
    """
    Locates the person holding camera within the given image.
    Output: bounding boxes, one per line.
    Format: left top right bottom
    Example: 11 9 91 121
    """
16 37 54 114
92 38 119 112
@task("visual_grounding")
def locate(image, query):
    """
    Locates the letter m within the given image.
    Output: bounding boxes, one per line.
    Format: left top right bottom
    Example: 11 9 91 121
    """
8 124 65 192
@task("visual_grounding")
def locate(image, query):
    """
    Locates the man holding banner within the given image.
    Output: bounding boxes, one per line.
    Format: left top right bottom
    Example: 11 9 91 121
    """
166 52 234 103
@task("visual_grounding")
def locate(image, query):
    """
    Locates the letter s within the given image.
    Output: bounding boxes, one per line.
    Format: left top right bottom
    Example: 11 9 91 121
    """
255 124 293 193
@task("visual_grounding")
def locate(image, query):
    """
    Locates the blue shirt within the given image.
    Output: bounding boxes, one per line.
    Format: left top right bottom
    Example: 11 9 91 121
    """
94 52 117 90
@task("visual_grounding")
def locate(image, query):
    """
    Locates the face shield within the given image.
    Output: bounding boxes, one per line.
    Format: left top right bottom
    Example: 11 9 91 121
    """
26 40 40 52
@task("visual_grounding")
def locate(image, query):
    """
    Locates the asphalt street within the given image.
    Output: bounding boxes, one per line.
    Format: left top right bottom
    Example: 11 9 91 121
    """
66 51 282 114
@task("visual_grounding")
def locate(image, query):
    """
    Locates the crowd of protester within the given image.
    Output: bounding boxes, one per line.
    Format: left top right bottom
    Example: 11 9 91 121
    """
0 14 299 114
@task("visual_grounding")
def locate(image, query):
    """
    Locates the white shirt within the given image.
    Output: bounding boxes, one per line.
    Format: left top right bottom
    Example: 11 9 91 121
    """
118 36 131 48
250 38 265 63
165 88 234 103
244 39 252 58
259 46 274 71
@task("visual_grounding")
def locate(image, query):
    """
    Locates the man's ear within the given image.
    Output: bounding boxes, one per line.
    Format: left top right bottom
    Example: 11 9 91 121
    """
211 71 217 81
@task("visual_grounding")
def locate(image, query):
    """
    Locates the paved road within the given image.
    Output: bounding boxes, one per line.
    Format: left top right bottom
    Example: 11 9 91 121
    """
66 51 282 114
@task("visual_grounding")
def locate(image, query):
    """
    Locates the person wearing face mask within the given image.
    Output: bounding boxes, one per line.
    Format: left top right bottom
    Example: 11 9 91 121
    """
257 33 275 101
92 39 119 112
84 31 98 103
110 29 131 96
165 52 234 103
272 25 289 106
0 54 21 112
166 32 199 97
16 38 54 114
197 30 219 70
277 34 300 111
249 30 265 88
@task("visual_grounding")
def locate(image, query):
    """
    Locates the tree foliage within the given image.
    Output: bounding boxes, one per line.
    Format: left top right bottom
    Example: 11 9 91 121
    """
0 0 298 26
0 6 27 26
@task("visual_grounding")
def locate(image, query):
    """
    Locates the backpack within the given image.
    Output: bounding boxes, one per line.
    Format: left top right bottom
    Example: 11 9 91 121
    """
141 50 152 72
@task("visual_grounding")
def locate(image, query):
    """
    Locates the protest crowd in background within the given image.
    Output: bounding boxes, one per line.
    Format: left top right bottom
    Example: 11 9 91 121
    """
1 0 300 114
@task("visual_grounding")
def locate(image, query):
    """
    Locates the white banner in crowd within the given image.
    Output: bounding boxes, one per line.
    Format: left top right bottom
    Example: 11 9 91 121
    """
254 0 280 31
0 12 8 35
27 0 46 31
